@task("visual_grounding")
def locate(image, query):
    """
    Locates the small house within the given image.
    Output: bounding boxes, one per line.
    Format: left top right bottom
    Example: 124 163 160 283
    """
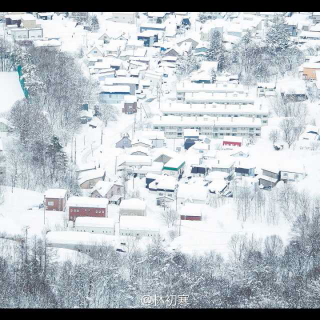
149 175 177 199
44 189 68 212
163 157 185 179
68 196 109 222
91 180 124 199
116 134 132 149
122 95 137 114
180 203 203 221
234 159 255 177
119 198 146 216
258 167 280 189
191 164 209 177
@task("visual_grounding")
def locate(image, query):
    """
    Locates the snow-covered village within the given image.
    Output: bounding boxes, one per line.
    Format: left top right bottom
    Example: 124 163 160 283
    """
0 11 320 308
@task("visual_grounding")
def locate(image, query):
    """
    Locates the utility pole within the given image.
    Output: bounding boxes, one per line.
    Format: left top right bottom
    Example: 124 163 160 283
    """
74 137 77 165
43 196 46 225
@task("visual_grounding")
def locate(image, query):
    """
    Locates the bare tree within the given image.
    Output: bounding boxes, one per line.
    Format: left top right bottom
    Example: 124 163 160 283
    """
280 118 298 149
269 129 280 145
160 208 179 228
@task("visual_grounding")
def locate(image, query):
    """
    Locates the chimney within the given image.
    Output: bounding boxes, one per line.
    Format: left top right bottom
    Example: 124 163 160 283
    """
231 116 234 122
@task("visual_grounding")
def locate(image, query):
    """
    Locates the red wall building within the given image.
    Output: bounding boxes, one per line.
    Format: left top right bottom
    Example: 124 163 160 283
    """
180 215 202 221
44 189 68 211
67 196 108 222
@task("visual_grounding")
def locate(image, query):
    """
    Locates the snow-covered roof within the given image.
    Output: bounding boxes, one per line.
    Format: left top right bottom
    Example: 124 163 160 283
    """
160 102 268 116
149 175 177 191
104 77 139 85
44 189 67 199
223 136 243 143
177 183 208 201
134 161 164 175
208 179 228 193
139 130 165 140
120 216 159 232
120 198 146 211
75 217 115 228
164 157 185 169
206 171 229 181
124 95 137 103
78 168 105 185
177 82 246 95
91 180 117 197
101 85 131 93
185 92 255 104
118 155 152 167
47 231 118 247
180 203 203 216
131 138 152 146
128 146 150 155
68 196 109 208
0 72 25 113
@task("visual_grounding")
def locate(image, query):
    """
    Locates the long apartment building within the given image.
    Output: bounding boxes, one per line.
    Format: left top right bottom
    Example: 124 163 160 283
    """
152 115 262 139
160 102 269 125
176 81 247 101
184 92 255 105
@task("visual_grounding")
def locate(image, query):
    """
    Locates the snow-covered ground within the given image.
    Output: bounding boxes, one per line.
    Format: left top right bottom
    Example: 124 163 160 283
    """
0 72 25 115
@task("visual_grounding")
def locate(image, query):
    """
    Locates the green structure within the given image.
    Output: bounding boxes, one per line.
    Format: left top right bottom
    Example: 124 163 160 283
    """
17 65 29 99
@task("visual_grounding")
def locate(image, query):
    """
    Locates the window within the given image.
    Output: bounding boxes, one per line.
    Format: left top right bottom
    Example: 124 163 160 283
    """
48 201 54 206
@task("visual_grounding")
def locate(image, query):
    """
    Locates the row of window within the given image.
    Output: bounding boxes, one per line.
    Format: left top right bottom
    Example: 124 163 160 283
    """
70 209 104 214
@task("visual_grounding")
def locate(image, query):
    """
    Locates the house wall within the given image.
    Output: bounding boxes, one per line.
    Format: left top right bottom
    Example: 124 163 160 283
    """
29 28 43 39
69 206 107 221
75 225 115 235
261 169 279 180
123 102 137 114
11 29 29 40
112 12 136 24
119 208 146 216
100 92 130 104
180 215 202 221
280 171 304 182
151 139 164 148
116 137 132 148
223 141 242 147
0 123 9 132
80 177 104 189
303 67 320 80
45 197 66 211
119 228 159 237
106 185 124 199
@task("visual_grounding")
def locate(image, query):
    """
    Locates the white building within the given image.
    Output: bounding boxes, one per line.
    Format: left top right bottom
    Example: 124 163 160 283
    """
74 217 116 235
152 115 262 139
184 92 255 105
160 102 269 125
111 12 136 24
119 198 146 216
176 81 246 101
119 216 160 237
